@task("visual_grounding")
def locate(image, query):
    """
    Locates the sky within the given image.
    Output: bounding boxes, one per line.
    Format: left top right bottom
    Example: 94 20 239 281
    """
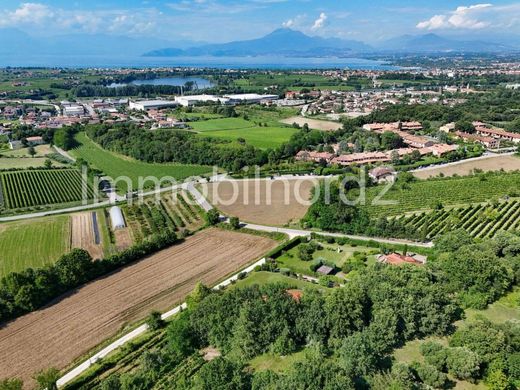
0 1 519 43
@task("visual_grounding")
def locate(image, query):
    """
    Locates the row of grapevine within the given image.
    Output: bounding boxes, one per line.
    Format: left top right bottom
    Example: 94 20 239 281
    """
124 191 205 243
0 169 95 210
396 199 520 239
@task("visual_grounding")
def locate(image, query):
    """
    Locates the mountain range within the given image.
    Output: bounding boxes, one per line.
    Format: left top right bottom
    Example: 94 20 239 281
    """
0 27 517 60
144 28 518 57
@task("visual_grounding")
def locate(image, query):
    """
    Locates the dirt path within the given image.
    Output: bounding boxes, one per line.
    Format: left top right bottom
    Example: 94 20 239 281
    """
0 228 277 388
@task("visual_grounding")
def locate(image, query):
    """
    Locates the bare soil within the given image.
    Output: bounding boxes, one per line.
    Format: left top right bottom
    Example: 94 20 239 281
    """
201 178 319 226
280 116 342 131
71 212 104 259
0 228 276 388
413 155 520 179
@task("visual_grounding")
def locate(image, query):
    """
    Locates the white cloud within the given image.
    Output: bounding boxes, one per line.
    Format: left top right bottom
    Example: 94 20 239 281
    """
417 3 493 30
311 12 327 31
0 2 54 26
282 19 294 28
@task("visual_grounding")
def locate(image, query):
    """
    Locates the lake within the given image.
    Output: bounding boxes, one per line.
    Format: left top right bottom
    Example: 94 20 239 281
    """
0 54 399 70
108 77 214 89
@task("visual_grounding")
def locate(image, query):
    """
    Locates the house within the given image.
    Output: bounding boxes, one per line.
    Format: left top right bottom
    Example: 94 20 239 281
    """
455 131 500 149
331 151 390 166
426 144 459 157
316 265 334 275
473 122 520 144
377 252 426 266
295 150 334 163
26 136 44 146
369 166 396 183
439 122 455 133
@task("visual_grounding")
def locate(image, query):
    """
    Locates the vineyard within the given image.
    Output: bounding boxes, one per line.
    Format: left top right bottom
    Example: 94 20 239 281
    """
394 199 520 240
359 172 520 217
124 191 205 242
0 169 95 210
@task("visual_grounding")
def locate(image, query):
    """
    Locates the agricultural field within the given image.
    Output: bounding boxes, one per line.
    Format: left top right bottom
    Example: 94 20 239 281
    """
280 116 343 131
0 216 71 277
394 199 520 240
0 168 95 211
0 157 63 169
0 228 277 386
358 172 520 217
72 132 211 193
201 177 320 226
123 191 205 243
412 154 520 179
71 212 104 260
189 117 299 149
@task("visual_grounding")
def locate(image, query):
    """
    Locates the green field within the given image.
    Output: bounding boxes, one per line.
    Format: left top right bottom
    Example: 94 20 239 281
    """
72 132 212 192
197 126 298 149
0 216 71 277
189 117 254 132
0 157 64 169
0 144 54 157
358 172 520 217
233 271 322 290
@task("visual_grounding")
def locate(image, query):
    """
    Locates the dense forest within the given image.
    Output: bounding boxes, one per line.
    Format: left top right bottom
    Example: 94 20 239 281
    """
60 229 520 390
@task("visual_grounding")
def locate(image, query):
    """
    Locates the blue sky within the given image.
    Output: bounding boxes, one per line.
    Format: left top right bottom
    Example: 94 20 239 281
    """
0 1 519 43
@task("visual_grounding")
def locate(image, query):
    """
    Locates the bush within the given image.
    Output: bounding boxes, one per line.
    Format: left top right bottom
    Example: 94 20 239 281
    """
446 347 481 381
146 311 165 331
420 341 448 371
229 216 240 229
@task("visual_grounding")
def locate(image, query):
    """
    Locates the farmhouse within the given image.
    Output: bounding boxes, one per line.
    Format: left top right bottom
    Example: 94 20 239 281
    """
128 100 178 111
109 206 126 229
377 252 426 266
369 166 396 183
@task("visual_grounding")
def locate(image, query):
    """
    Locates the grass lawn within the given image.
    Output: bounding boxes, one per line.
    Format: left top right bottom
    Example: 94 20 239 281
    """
277 241 378 276
189 117 254 132
249 350 306 373
0 144 54 157
72 132 212 193
358 172 520 217
0 157 64 169
0 216 71 277
233 271 322 290
196 126 298 149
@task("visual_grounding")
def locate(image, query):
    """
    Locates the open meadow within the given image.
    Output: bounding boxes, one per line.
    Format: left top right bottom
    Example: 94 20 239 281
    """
72 133 211 192
201 177 320 226
0 216 71 277
189 117 298 149
412 154 520 179
0 157 65 169
0 228 277 387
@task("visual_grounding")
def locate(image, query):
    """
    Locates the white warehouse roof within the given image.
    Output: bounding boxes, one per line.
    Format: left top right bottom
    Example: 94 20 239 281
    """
109 206 126 229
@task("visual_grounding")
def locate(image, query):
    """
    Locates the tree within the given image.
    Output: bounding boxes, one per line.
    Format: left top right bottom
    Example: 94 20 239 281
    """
420 341 448 371
434 229 474 253
186 282 211 308
146 311 165 331
167 311 198 358
229 216 240 230
446 347 481 381
205 209 220 226
28 146 36 158
192 357 248 390
34 368 60 390
414 363 448 389
0 379 23 390
99 375 121 390
53 127 76 150
54 249 93 288
455 120 476 134
44 159 52 169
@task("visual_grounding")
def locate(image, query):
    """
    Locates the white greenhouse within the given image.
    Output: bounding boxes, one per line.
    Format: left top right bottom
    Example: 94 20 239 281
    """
109 206 126 229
